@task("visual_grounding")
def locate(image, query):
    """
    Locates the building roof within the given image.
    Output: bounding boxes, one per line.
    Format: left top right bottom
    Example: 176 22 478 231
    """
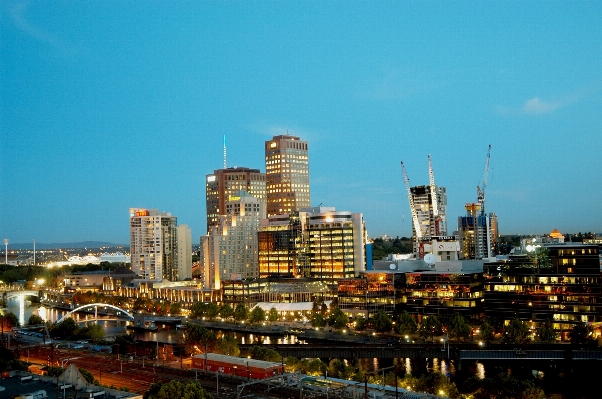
549 229 563 239
193 353 282 369
253 301 331 312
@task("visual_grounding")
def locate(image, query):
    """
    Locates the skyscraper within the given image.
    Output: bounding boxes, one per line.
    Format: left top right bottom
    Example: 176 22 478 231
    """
458 203 498 259
265 135 310 216
205 167 266 233
202 191 265 289
258 206 366 287
130 208 178 280
177 224 192 280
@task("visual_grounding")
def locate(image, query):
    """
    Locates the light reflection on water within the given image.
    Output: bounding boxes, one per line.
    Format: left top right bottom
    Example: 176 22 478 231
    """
5 299 471 378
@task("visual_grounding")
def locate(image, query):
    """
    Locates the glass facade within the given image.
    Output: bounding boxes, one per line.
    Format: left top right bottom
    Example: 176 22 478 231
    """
265 135 310 216
484 244 601 339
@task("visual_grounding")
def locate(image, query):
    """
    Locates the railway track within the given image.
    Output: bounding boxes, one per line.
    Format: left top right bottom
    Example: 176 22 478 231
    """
22 347 310 398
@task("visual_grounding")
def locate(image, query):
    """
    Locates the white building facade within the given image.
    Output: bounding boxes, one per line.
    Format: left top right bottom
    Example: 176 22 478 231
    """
130 208 178 280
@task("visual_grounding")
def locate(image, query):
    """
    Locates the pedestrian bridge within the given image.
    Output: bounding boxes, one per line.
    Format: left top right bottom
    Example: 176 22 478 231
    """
2 290 40 301
56 303 134 324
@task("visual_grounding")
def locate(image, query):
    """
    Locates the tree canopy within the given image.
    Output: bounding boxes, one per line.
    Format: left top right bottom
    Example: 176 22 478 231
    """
143 380 212 399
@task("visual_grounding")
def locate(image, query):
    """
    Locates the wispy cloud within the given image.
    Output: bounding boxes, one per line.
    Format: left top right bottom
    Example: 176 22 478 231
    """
5 1 73 55
521 97 562 114
359 67 440 101
496 87 596 116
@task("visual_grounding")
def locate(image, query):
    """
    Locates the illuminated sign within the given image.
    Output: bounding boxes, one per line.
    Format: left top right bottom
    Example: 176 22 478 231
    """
228 196 241 201
270 142 277 148
207 175 216 182
131 210 149 217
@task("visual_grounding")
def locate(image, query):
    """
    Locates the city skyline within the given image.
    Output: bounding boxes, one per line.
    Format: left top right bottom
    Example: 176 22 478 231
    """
2 2 602 244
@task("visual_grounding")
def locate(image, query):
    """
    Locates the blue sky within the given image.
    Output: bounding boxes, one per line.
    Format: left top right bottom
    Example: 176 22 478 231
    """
1 1 601 245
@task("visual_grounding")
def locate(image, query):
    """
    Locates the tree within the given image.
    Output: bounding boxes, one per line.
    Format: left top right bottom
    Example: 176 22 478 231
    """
311 313 326 328
143 380 212 399
479 321 495 343
185 323 216 354
503 317 531 344
249 306 266 324
27 314 44 326
219 304 234 320
447 313 472 341
394 311 418 335
79 368 95 383
52 317 79 340
327 308 349 330
536 319 558 343
354 316 367 331
1 312 19 331
249 345 281 362
414 372 460 399
328 359 355 380
419 316 443 342
214 333 239 357
372 310 393 333
234 303 249 322
268 307 279 324
81 322 105 341
169 302 182 316
569 322 592 344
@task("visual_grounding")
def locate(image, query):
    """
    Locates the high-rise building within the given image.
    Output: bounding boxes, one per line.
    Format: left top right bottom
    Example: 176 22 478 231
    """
258 206 366 287
458 203 498 259
130 208 178 280
202 192 265 289
205 167 266 233
265 135 310 216
177 224 192 280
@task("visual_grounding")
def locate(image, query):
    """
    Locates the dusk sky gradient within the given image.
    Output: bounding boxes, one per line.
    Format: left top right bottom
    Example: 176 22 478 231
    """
1 1 601 246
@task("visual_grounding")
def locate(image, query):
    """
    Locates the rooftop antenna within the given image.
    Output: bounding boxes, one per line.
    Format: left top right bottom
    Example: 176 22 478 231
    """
223 135 227 168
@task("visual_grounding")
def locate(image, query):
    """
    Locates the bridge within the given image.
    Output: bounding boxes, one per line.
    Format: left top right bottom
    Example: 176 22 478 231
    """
2 290 40 301
242 343 602 365
56 303 134 324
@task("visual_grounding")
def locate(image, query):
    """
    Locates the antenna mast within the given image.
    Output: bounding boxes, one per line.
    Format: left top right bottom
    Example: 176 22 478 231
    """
223 135 227 168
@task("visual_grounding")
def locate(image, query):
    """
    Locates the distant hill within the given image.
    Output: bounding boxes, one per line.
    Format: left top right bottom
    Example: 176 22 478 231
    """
9 241 128 250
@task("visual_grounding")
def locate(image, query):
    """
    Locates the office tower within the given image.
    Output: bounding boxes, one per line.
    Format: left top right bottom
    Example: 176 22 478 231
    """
458 203 498 259
177 224 192 280
130 208 178 280
265 135 310 216
258 206 366 287
202 192 265 289
205 167 266 233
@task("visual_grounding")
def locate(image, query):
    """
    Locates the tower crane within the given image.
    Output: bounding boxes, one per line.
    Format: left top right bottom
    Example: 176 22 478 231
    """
477 144 491 215
428 154 441 236
401 161 422 239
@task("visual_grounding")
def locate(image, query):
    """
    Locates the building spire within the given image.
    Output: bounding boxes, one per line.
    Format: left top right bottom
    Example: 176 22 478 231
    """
223 135 227 168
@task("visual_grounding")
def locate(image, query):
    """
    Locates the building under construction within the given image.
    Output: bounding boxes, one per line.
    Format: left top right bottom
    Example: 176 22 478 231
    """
457 145 498 260
401 156 448 258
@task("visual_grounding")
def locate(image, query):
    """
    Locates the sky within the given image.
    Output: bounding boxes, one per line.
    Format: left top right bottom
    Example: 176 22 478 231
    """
1 1 601 246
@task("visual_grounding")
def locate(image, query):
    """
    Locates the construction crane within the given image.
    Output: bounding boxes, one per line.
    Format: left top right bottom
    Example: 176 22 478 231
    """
401 161 422 239
428 154 441 236
476 144 491 215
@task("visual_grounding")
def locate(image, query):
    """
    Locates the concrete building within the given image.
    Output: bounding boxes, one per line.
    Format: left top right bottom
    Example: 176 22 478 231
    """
129 208 178 281
258 206 366 287
177 224 192 280
458 202 498 259
265 135 310 216
202 192 265 289
410 185 448 257
205 167 266 233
